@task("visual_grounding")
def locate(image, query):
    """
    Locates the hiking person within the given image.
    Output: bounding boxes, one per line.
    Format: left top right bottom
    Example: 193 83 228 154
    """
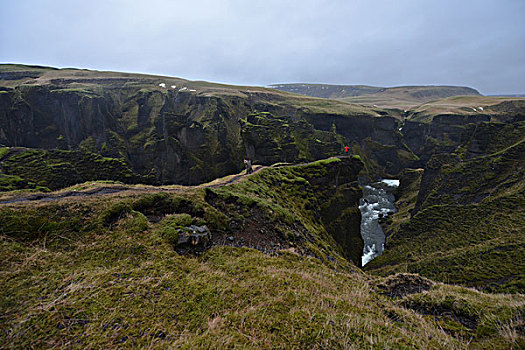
344 146 350 154
244 158 253 174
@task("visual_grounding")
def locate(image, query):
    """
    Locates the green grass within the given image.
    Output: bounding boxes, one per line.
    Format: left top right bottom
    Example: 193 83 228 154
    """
0 148 149 191
366 196 525 293
367 130 525 293
0 237 461 349
1 203 522 348
399 282 525 348
407 96 525 123
0 158 523 348
0 147 10 159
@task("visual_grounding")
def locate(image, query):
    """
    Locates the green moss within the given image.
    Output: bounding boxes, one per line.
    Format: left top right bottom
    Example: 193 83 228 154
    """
367 136 525 293
157 225 179 245
119 211 149 235
161 213 193 227
0 174 35 192
0 147 9 159
153 213 204 245
79 136 97 153
1 149 147 190
50 87 97 95
207 157 363 266
100 201 132 227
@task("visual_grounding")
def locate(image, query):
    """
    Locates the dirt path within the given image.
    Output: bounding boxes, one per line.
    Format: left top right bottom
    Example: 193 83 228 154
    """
0 157 348 205
0 165 267 205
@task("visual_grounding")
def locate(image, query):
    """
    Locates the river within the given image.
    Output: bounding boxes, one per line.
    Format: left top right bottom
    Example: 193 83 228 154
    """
359 179 399 266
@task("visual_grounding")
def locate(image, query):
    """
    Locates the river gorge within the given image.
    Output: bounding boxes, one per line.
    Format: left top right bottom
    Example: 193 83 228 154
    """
359 179 399 266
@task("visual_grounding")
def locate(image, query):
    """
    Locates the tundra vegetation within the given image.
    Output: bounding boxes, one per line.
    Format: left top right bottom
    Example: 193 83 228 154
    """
0 65 524 348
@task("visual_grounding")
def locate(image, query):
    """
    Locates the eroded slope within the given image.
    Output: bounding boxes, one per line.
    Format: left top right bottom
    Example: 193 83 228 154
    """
1 157 523 349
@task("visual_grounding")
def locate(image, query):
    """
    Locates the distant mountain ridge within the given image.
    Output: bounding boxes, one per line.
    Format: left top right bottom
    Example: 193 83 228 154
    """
489 94 525 98
1 64 522 190
268 84 385 99
269 83 481 109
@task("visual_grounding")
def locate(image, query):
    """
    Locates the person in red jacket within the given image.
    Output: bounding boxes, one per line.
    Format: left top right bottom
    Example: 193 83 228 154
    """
344 146 350 153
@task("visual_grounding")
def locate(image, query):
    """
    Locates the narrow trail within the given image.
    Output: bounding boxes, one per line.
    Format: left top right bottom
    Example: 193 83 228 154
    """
0 164 268 205
0 157 348 205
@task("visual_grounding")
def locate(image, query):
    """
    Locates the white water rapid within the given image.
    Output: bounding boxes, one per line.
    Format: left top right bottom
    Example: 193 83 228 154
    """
359 179 399 266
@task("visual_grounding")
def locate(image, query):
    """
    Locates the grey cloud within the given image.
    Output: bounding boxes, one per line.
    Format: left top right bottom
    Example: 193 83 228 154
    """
1 0 524 94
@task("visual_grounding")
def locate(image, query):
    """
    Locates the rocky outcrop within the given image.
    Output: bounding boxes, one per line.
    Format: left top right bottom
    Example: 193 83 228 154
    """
203 157 365 266
174 225 212 255
302 157 364 266
0 80 379 188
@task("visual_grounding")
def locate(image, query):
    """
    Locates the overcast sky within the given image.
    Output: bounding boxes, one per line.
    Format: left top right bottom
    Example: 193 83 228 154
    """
1 0 524 94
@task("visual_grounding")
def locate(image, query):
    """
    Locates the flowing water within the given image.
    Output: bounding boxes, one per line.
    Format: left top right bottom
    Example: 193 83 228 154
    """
359 179 399 266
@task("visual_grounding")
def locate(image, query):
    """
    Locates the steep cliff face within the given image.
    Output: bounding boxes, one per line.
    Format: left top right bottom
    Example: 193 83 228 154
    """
0 148 148 190
303 157 364 265
413 121 525 213
303 113 422 177
0 65 403 189
366 121 525 293
398 112 512 167
205 157 364 266
1 64 523 198
0 85 250 185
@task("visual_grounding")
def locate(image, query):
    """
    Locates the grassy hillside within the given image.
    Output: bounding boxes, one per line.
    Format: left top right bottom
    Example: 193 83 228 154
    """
1 159 523 349
366 122 525 293
269 83 385 99
269 83 481 109
341 86 481 109
0 64 376 116
407 96 525 123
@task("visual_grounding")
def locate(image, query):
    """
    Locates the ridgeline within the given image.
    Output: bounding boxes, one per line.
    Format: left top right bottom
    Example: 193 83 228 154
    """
1 64 524 348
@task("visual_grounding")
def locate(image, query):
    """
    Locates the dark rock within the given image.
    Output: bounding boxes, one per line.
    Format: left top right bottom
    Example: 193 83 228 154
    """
175 225 211 254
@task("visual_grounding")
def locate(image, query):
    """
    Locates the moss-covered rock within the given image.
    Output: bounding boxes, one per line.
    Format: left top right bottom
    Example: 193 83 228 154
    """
205 157 364 265
0 148 148 191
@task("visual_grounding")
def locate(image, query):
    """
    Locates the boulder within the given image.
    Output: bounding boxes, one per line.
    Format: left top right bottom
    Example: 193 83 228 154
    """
175 225 211 254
